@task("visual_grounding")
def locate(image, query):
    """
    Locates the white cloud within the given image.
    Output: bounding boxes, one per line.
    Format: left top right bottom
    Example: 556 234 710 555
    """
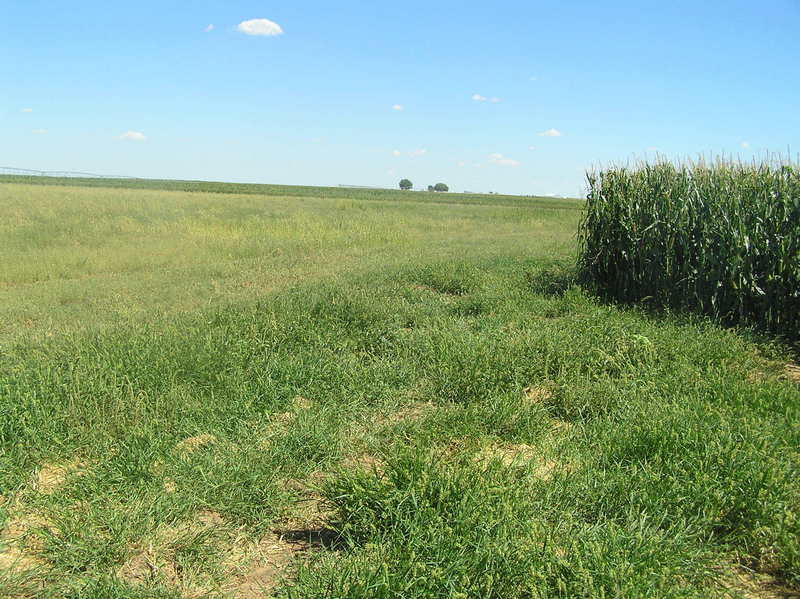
457 161 466 167
473 94 500 103
21 108 33 113
392 104 404 111
236 18 284 37
489 153 521 167
119 131 147 142
529 76 538 81
204 24 214 32
392 148 427 158
538 128 562 137
32 129 48 135
741 141 750 149
528 146 536 151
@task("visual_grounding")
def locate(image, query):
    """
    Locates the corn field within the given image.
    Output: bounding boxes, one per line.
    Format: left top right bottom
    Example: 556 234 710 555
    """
578 160 800 340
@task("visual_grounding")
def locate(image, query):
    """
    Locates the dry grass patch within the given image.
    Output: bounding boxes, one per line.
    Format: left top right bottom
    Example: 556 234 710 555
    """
522 384 554 403
225 528 335 599
721 567 800 598
382 400 434 425
291 396 314 411
340 453 384 475
117 484 336 598
225 489 336 599
0 502 51 577
32 459 86 495
784 364 800 384
117 509 228 596
0 539 42 576
475 442 563 480
747 362 800 385
173 434 217 456
283 471 333 534
551 418 575 433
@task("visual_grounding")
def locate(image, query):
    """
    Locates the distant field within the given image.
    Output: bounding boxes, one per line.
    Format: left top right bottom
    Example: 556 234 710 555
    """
0 178 797 598
0 175 577 209
0 178 581 342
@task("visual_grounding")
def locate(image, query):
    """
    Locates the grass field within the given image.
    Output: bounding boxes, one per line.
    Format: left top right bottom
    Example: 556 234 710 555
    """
0 179 577 343
1 178 798 598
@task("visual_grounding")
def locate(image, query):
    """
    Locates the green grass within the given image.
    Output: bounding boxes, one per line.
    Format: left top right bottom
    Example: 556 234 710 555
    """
1 177 798 598
0 179 579 343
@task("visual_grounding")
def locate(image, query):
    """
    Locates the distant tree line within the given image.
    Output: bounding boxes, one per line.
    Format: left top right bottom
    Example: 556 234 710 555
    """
398 179 448 192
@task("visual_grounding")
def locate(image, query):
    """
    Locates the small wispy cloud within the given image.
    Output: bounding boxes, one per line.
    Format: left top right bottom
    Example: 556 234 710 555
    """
21 108 33 113
741 141 750 149
538 128 562 137
392 148 428 158
646 146 659 152
237 18 284 36
528 146 536 151
472 94 501 103
489 153 520 167
119 131 147 142
529 76 538 81
32 129 48 135
489 97 501 103
392 104 404 111
204 24 214 32
457 161 466 168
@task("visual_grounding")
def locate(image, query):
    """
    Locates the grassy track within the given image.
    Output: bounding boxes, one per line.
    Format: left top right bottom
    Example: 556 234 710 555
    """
0 179 798 598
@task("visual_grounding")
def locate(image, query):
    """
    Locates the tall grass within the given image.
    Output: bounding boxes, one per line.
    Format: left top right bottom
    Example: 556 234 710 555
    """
578 160 800 339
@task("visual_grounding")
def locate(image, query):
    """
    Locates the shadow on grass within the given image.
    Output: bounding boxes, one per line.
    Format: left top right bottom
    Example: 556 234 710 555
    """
279 527 342 551
524 263 577 297
524 262 798 359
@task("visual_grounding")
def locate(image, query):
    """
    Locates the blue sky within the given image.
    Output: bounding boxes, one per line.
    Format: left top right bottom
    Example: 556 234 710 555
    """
2 1 799 196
